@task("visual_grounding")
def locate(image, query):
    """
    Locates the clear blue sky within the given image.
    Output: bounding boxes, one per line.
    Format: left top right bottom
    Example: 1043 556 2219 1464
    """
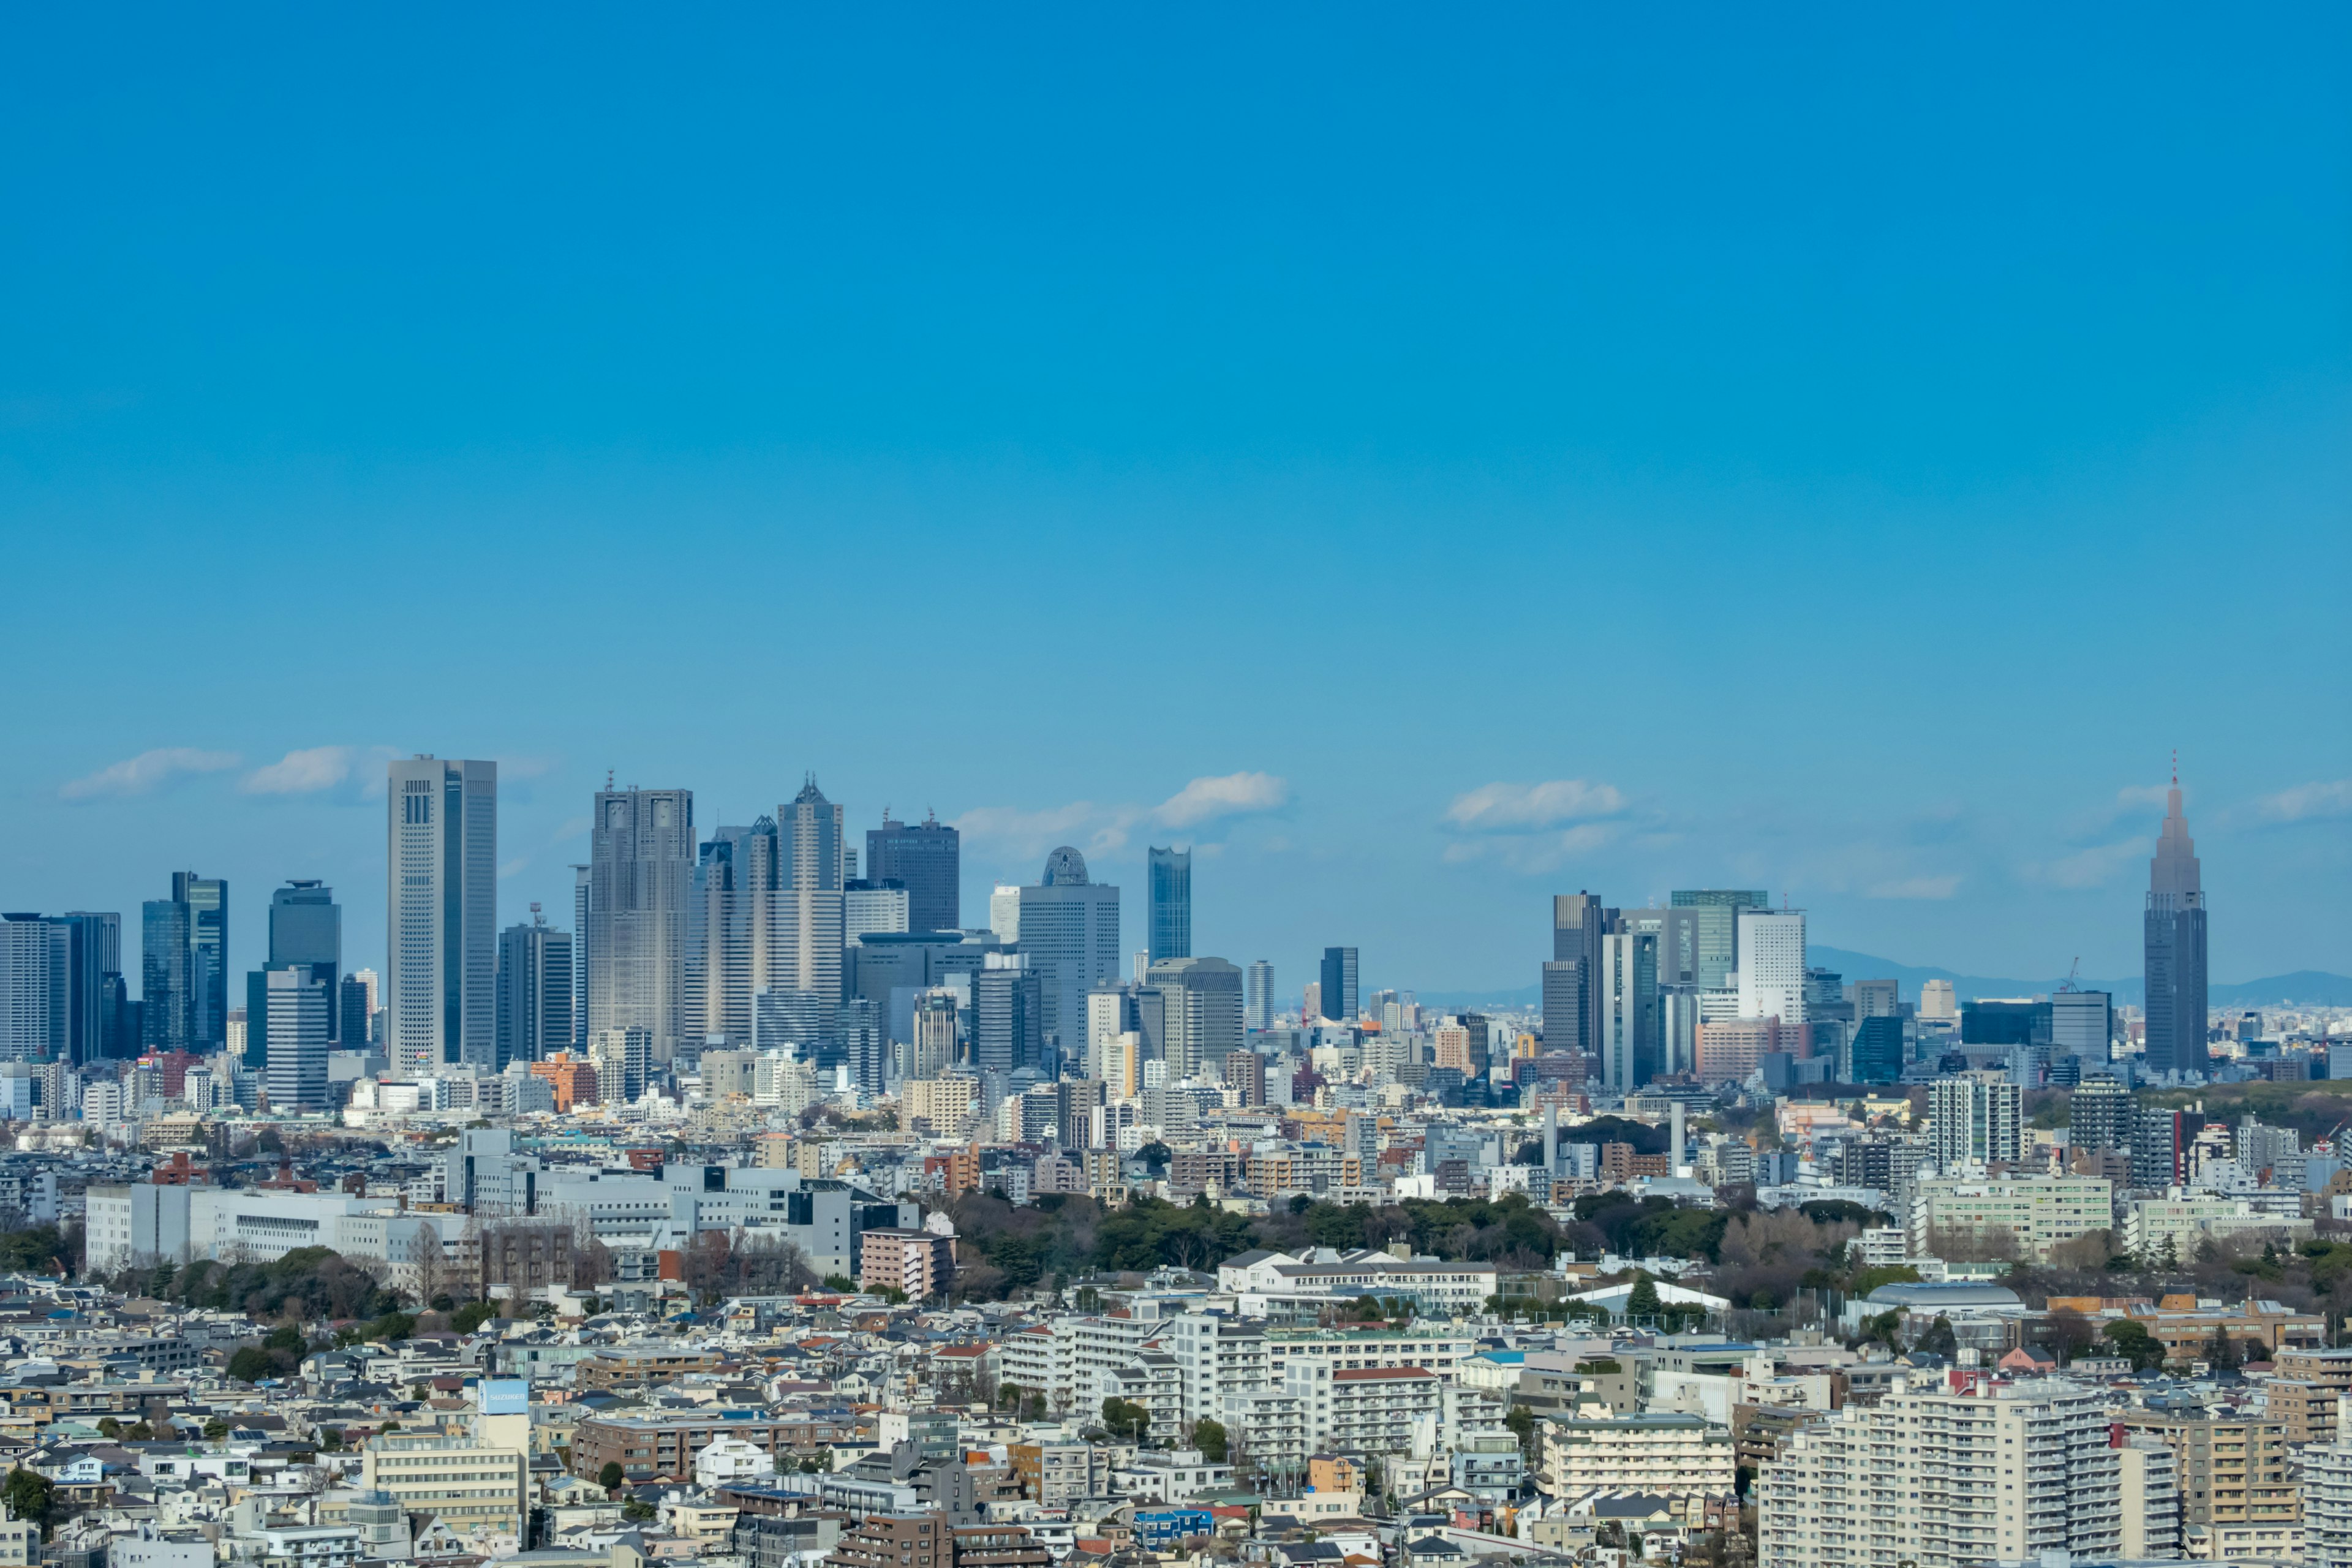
2 6 2346 1000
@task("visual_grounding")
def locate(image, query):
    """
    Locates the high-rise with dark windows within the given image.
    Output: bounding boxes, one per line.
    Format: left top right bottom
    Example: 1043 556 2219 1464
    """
865 811 960 933
1319 946 1358 1024
1668 889 1766 992
143 872 227 1053
2144 774 2209 1079
268 880 341 1039
497 910 575 1069
1147 846 1191 964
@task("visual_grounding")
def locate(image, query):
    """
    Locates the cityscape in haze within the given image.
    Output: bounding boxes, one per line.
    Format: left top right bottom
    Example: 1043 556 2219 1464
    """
0 10 2346 1568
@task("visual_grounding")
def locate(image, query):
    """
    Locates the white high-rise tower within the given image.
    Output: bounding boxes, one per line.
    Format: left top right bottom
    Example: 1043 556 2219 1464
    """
1735 907 1807 1029
385 757 497 1076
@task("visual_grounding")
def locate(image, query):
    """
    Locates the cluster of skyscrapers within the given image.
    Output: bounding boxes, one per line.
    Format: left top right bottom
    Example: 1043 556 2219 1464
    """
0 760 2220 1113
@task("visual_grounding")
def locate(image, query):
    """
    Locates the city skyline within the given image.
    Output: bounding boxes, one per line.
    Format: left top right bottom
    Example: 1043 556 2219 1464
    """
1 11 2345 997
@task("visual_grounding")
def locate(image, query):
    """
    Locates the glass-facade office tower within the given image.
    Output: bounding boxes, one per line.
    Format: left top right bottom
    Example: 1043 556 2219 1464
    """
865 812 960 933
1319 946 1359 1025
1147 846 1191 964
2144 778 2209 1078
51 913 119 1066
1017 847 1121 1060
1550 892 1604 1055
142 872 227 1053
1597 930 1659 1093
2051 990 2112 1065
973 952 1043 1080
1245 960 1274 1031
0 914 68 1063
263 965 330 1114
587 786 695 1065
497 912 575 1069
268 880 341 1040
571 864 591 1052
338 974 375 1054
1670 889 1768 991
385 757 497 1076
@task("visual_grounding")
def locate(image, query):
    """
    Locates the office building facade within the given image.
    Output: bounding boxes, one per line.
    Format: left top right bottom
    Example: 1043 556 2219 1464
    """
588 786 695 1066
497 913 575 1069
1245 960 1274 1032
1017 848 1121 1057
777 778 848 1047
1670 889 1766 992
267 880 341 1037
1318 946 1358 1024
1735 908 1807 1027
143 872 228 1054
0 916 67 1065
386 757 498 1076
263 965 331 1114
1596 930 1659 1093
865 810 960 933
2144 777 2209 1077
1550 892 1603 1052
1145 957 1245 1080
1148 846 1191 964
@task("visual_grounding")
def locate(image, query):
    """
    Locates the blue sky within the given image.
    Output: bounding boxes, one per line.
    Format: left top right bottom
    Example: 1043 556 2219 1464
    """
2 6 2346 1000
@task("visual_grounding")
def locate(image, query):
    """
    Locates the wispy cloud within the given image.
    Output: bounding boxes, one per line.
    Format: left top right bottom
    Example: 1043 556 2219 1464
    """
2252 778 2352 824
241 745 356 795
549 815 593 845
1868 875 1962 900
499 858 530 880
1444 778 1625 832
955 772 1291 864
1152 772 1288 829
60 748 239 801
2029 839 2147 890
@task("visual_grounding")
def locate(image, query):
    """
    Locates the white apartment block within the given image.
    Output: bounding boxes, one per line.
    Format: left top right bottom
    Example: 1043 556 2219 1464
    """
1906 1175 2113 1264
1735 909 1806 1027
1756 1378 2120 1568
2122 1194 2313 1258
1538 1412 1734 1498
1284 1362 1444 1455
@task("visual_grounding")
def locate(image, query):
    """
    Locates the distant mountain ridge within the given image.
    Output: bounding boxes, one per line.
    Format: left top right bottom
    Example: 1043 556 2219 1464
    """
1415 949 2352 1011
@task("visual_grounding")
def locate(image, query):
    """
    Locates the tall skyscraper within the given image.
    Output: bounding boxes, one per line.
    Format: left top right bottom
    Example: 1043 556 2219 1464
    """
497 908 575 1069
268 880 341 1039
1541 961 1584 1058
1318 946 1359 1024
141 872 227 1052
692 820 779 1047
1017 847 1121 1058
2144 773 2209 1078
53 913 118 1066
1597 930 1659 1093
1670 889 1768 991
587 786 695 1065
140 895 190 1052
865 811 960 933
1147 846 1191 964
571 863 591 1053
1736 908 1807 1028
0 914 67 1063
2052 989 2113 1065
338 973 375 1054
385 756 497 1076
973 952 1042 1081
777 777 848 1048
1145 957 1243 1080
1550 893 1604 1054
263 965 330 1114
1245 960 1274 1031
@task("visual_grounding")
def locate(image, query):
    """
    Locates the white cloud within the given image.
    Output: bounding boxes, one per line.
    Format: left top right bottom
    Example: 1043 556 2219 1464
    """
499 858 530 880
2035 839 2147 890
241 745 355 795
1868 875 1962 900
954 802 1140 860
1152 772 1288 829
2254 778 2352 824
1444 778 1625 832
59 748 239 800
549 815 593 845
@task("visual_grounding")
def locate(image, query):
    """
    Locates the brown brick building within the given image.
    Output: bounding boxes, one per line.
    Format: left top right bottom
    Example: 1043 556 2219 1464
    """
2116 1410 2293 1529
574 1411 860 1483
575 1348 728 1392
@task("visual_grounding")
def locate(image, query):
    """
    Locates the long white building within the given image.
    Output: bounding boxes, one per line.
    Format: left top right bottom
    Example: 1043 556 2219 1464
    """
1757 1376 2120 1568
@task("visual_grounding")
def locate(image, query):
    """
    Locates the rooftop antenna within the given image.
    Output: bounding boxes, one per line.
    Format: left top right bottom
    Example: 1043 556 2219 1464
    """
2172 749 2179 787
606 769 614 791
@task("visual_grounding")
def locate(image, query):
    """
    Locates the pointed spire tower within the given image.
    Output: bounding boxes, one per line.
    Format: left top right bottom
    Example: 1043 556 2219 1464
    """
2144 755 2209 1080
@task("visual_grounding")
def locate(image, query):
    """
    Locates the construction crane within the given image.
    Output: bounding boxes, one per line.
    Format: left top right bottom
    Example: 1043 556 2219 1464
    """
2321 1117 2352 1158
2058 958 2081 993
